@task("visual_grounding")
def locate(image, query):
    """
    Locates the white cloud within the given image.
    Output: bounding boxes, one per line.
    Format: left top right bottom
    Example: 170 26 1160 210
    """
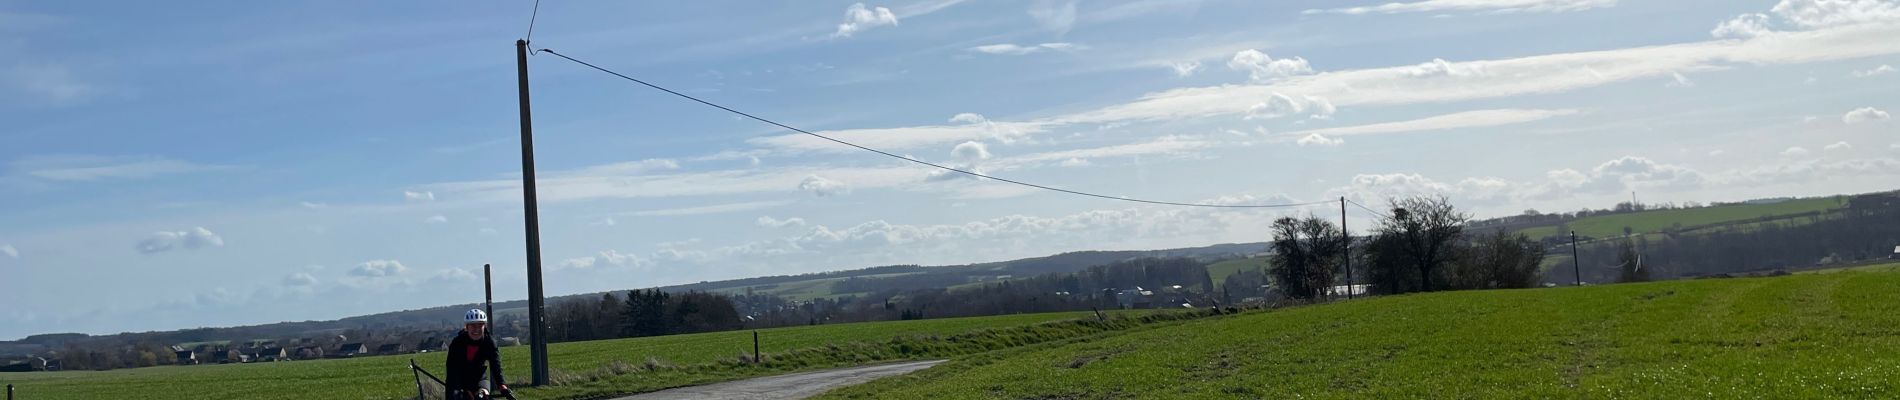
1844 107 1891 124
952 140 992 162
1854 64 1897 77
1666 71 1696 87
560 158 681 177
1522 156 1706 199
1403 58 1487 78
1297 133 1344 146
1709 149 1727 156
282 272 318 287
11 155 233 182
423 215 448 224
298 201 326 209
592 217 617 227
748 120 1050 153
968 42 1079 55
1227 49 1314 82
1771 0 1900 29
949 113 989 125
1783 146 1812 156
757 216 808 228
1059 157 1092 167
0 243 16 259
428 268 478 283
799 175 850 197
556 249 651 271
348 260 407 277
1169 61 1203 77
3 63 94 104
1714 0 1900 38
1725 157 1900 185
1028 0 1078 34
1008 135 1210 164
626 200 795 217
403 190 435 202
1244 93 1335 120
833 3 899 38
1047 22 1900 126
136 227 225 254
1288 109 1579 137
1826 141 1854 151
654 198 1313 269
757 21 1900 155
1712 13 1775 38
1305 0 1617 15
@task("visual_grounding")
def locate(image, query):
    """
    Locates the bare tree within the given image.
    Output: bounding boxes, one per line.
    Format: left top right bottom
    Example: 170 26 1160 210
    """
1269 216 1343 300
1374 196 1468 293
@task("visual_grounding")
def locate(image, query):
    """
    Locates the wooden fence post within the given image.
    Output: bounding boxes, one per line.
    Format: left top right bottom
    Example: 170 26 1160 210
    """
752 331 761 364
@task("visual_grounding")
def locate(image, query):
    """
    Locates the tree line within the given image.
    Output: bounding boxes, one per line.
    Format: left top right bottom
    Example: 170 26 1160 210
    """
1260 196 1549 300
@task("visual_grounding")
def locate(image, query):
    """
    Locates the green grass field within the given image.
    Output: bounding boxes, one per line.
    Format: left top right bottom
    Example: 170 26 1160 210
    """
824 269 1900 399
1798 261 1900 275
0 312 1110 400
1517 197 1846 240
1204 257 1266 286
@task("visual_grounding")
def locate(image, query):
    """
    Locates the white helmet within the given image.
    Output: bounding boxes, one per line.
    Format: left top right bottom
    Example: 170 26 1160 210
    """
464 309 489 324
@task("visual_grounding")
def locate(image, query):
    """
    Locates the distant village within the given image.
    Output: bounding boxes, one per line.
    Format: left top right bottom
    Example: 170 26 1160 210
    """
0 328 525 372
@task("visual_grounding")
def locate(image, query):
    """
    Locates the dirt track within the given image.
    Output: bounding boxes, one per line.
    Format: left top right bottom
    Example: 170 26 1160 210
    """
610 360 945 400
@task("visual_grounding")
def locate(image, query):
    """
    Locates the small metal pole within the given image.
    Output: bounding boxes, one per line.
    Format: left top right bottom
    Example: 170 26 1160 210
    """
1571 231 1583 286
9 383 14 400
752 331 761 363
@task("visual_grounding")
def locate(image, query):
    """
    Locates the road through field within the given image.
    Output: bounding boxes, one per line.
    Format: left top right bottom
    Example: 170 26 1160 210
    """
612 360 944 400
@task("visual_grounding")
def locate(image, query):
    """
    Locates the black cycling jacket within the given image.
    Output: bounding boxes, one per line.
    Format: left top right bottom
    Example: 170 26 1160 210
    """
444 331 505 391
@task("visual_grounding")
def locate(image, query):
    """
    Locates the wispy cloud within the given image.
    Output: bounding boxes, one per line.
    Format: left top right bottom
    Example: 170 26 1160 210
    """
1287 109 1581 137
1305 0 1617 15
832 3 900 38
9 155 235 182
620 200 797 217
967 42 1081 55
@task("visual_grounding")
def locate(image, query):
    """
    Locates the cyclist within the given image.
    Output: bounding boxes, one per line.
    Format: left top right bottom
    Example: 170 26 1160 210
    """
446 309 509 399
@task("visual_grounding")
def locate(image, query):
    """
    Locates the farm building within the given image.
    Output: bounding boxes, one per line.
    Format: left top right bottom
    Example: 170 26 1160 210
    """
334 343 370 357
174 350 198 365
256 347 288 362
375 343 405 355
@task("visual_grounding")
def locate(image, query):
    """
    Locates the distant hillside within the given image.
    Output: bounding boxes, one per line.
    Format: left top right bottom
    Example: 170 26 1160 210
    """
1 242 1262 353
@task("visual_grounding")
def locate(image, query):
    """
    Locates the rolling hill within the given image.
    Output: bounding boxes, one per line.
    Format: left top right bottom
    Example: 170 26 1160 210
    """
823 264 1900 399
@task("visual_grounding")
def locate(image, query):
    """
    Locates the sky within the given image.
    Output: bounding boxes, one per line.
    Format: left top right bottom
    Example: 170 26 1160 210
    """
1 0 1897 339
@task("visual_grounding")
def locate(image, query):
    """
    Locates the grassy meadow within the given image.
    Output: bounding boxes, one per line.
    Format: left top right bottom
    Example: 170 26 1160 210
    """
825 269 1900 399
1517 197 1846 240
0 311 1139 400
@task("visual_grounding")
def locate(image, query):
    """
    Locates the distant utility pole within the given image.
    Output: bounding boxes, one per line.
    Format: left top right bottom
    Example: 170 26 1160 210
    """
515 39 551 386
1570 231 1582 287
1340 197 1352 300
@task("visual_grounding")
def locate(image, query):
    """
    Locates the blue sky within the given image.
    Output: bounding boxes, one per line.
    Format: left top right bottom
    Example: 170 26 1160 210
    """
2 0 1897 339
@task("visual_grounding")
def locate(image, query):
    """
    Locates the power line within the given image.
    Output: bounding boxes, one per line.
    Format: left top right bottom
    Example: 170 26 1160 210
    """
534 47 1335 209
1346 198 1392 220
524 0 542 44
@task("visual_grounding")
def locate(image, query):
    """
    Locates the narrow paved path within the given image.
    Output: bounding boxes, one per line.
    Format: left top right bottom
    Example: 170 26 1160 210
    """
611 360 945 400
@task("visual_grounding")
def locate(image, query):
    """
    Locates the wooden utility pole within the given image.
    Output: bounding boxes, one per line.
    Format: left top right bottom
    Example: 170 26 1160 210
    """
1340 197 1352 300
1571 231 1582 287
515 39 550 386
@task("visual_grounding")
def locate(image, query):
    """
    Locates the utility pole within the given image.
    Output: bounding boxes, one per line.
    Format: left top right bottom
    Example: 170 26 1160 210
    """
1570 230 1582 287
515 39 550 386
483 264 494 336
1340 197 1352 300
